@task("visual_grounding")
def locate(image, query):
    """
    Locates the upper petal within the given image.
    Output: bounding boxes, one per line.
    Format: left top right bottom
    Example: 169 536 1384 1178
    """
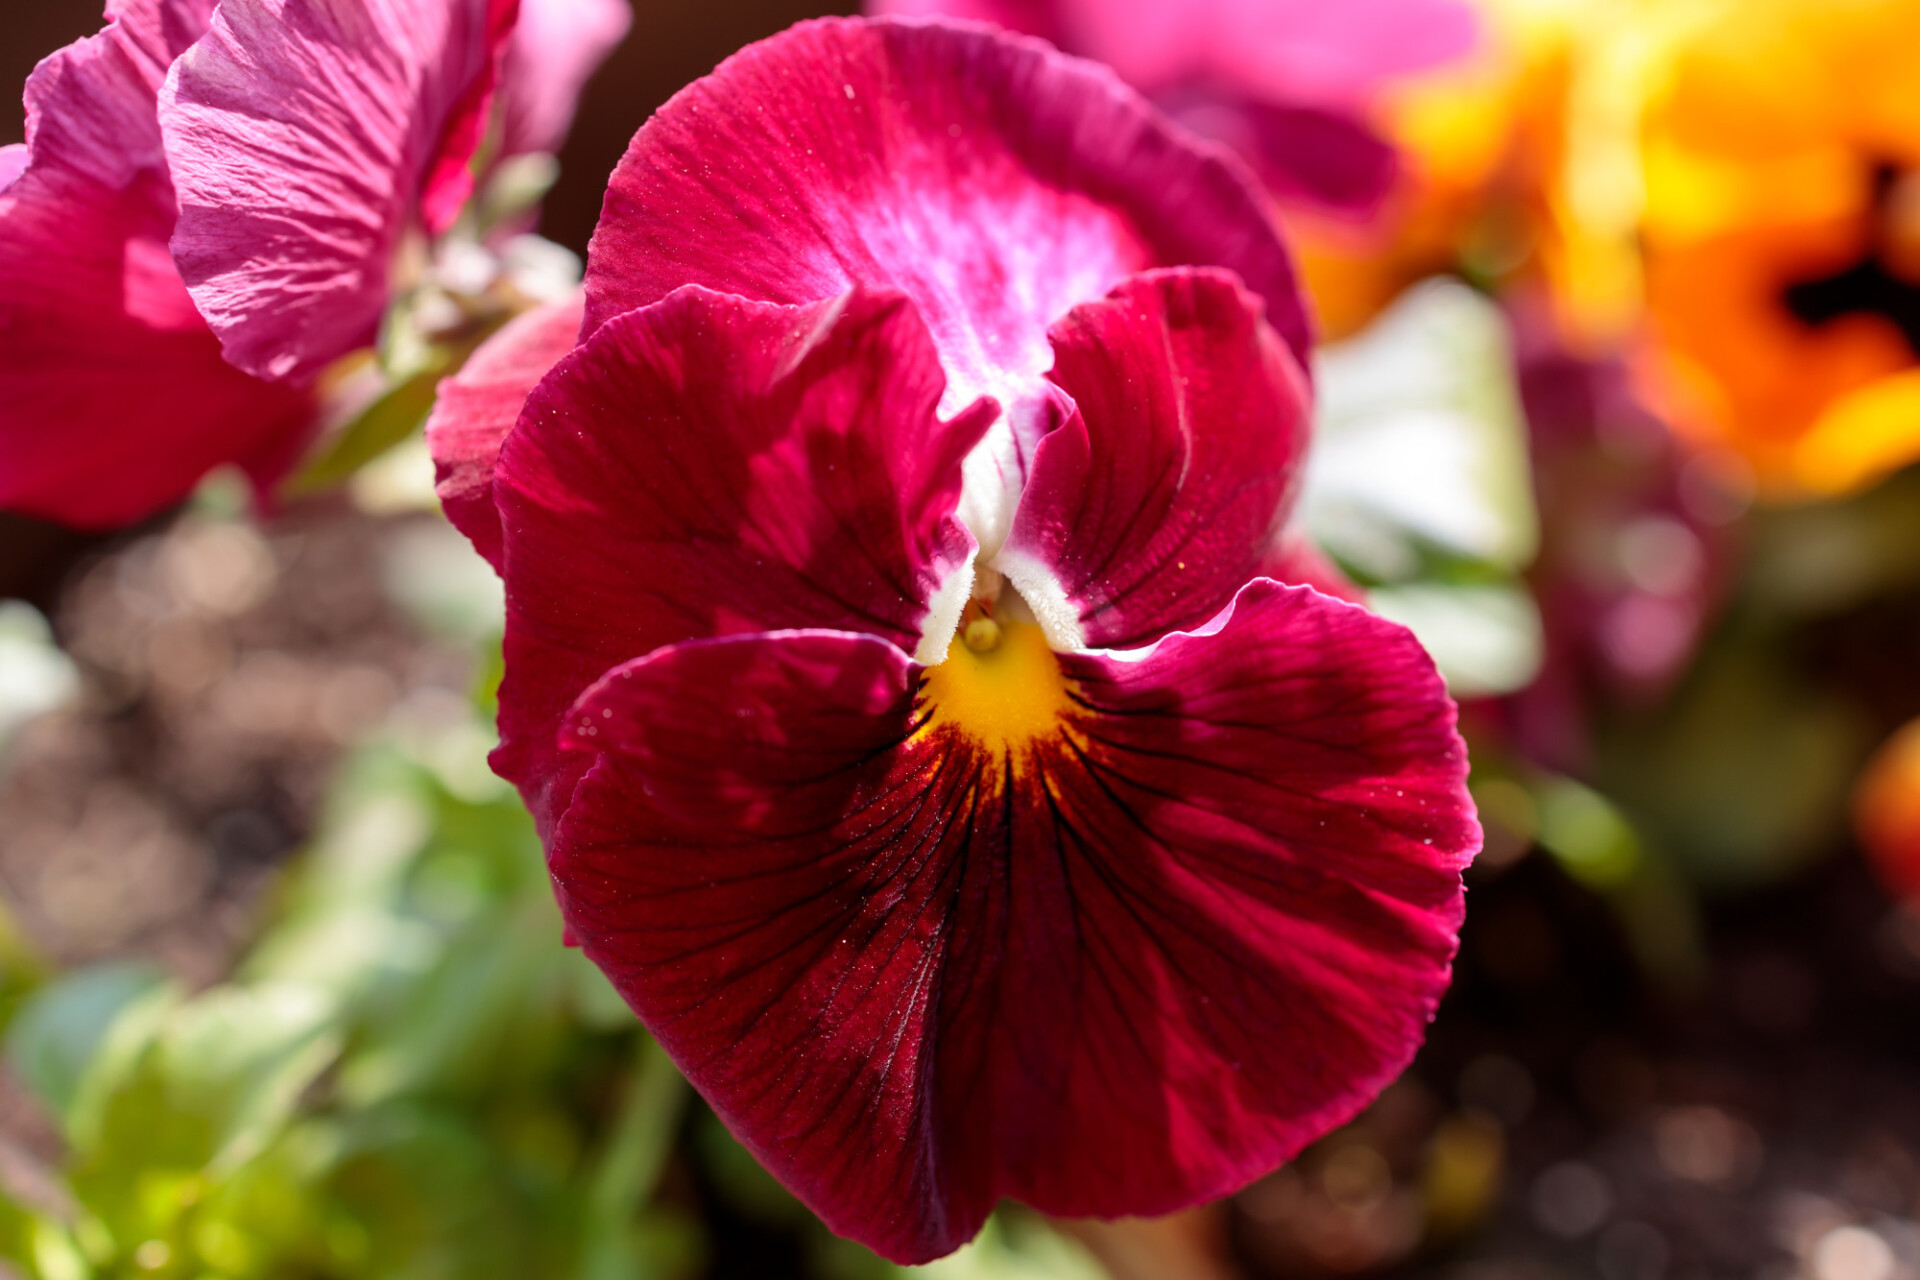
424 291 585 572
159 0 519 382
584 15 1310 553
498 0 631 158
1000 268 1310 650
0 0 313 529
547 579 1476 1262
492 283 993 833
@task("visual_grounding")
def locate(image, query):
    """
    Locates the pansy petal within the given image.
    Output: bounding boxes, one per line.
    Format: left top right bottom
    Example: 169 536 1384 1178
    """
493 284 993 832
1160 94 1399 217
498 0 631 158
586 14 1309 550
424 292 584 571
870 0 1062 42
159 0 519 381
0 0 312 529
1259 528 1367 604
1001 268 1309 650
1046 0 1479 110
870 0 1477 110
550 579 1475 1262
549 629 966 1259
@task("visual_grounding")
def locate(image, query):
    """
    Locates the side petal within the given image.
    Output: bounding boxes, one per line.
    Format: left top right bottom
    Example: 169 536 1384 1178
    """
0 0 313 529
1001 268 1310 650
159 0 519 382
498 0 630 158
585 16 1310 473
493 284 993 833
548 580 1475 1262
424 291 584 572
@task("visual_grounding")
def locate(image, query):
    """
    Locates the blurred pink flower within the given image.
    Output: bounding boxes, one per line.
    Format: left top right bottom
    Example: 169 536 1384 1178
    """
159 0 519 381
870 0 1478 215
0 0 627 530
1497 296 1737 773
0 0 312 529
431 17 1477 1263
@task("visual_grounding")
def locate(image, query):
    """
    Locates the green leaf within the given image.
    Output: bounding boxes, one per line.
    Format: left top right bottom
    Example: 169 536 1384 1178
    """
286 362 449 496
159 983 344 1174
6 964 171 1138
585 1037 686 1231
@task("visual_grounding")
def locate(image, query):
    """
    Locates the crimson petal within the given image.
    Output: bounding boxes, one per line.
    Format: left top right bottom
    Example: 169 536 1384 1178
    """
1002 268 1309 649
550 579 1476 1262
424 292 584 572
491 284 993 833
585 14 1309 506
160 0 520 381
0 0 312 529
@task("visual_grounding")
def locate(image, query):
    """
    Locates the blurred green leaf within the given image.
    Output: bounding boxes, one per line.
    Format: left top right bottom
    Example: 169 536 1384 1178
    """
1602 646 1871 889
1370 581 1544 697
905 1211 1108 1280
1745 464 1920 618
1306 278 1538 581
581 1036 689 1280
7 964 171 1140
287 362 451 496
161 983 343 1174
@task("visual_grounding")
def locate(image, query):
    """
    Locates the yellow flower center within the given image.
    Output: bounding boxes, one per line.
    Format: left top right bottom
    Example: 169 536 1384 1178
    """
918 616 1074 761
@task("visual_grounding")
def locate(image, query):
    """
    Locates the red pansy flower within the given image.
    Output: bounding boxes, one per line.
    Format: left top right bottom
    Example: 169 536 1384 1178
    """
429 17 1478 1263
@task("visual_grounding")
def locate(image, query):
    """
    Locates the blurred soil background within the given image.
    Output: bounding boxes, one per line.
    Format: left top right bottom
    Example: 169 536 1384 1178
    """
6 2 1920 1280
8 493 1920 1280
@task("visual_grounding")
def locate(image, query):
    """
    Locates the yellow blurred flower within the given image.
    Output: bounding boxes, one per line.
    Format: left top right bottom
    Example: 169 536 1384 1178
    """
1292 0 1711 346
1642 0 1920 497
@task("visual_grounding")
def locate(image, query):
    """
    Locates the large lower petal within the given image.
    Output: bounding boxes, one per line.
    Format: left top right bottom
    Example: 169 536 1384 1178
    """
1001 268 1309 649
424 292 584 571
0 0 313 529
585 15 1310 554
492 284 993 833
549 579 1477 1262
159 0 519 381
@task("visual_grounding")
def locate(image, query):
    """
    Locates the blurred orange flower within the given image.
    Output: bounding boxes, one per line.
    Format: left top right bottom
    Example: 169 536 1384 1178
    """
1642 0 1920 497
1854 717 1920 902
1293 0 1698 346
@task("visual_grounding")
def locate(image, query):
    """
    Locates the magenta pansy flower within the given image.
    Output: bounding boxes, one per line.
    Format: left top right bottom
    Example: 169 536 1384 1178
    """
870 0 1479 215
430 17 1478 1263
0 0 312 529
